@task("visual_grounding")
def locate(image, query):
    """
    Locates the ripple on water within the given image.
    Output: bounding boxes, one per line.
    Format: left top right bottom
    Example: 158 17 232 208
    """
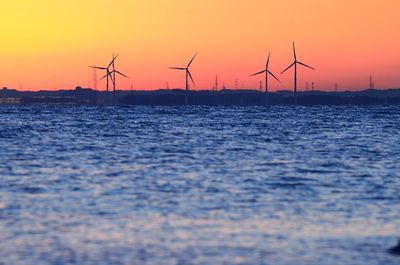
0 105 399 265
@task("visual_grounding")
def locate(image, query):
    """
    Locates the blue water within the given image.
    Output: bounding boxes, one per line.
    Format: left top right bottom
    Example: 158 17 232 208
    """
0 105 399 265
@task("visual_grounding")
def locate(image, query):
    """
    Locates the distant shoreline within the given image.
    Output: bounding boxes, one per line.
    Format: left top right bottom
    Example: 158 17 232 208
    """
1 87 400 106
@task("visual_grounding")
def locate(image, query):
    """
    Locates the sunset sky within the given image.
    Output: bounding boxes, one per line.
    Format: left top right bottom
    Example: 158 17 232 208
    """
1 0 399 91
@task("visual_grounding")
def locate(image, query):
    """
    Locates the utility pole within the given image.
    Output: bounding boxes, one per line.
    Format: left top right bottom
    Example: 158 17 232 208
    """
370 76 374 89
93 67 97 90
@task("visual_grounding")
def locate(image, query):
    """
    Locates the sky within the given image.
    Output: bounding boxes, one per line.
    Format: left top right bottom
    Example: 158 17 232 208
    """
0 0 399 91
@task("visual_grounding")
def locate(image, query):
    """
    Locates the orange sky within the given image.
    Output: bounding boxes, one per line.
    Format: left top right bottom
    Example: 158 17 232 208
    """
0 0 399 91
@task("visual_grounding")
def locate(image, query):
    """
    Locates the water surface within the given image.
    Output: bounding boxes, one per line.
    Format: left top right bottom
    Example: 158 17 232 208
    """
0 105 399 264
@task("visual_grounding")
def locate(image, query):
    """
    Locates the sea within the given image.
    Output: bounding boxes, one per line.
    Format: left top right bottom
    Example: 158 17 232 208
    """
0 105 399 265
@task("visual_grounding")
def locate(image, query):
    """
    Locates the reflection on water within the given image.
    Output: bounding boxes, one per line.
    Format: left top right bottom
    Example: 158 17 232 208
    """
0 105 399 264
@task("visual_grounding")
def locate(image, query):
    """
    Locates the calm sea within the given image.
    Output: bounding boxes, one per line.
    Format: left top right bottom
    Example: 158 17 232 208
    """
0 105 399 265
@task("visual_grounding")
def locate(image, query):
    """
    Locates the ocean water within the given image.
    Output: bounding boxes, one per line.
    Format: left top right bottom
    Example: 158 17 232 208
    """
0 105 399 265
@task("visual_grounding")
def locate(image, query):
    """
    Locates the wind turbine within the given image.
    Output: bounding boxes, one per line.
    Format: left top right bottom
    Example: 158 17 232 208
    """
109 54 129 92
97 54 129 92
89 54 118 92
281 42 315 102
250 52 280 103
169 53 197 105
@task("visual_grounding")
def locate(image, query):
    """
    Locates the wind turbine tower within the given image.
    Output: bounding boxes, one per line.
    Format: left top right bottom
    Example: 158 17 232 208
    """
281 42 315 103
106 54 129 92
169 53 197 105
250 52 280 104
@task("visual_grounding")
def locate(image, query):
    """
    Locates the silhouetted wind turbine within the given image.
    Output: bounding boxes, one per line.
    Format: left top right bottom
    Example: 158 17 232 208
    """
109 54 129 92
281 42 315 102
109 53 118 89
89 54 118 92
169 53 197 105
250 52 280 103
97 54 128 92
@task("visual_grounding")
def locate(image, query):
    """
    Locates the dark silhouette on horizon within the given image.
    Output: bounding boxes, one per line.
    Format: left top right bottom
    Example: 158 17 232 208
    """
108 53 129 92
281 42 315 103
90 54 128 93
89 55 115 92
250 52 280 104
169 53 197 105
2 86 400 106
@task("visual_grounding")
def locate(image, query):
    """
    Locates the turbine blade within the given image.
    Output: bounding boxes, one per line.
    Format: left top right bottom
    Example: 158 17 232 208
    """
281 62 295 74
266 52 271 68
108 60 113 68
187 52 198 68
293 42 297 61
188 71 195 86
115 70 129 78
99 73 110 81
169 67 186 70
268 70 280 82
250 70 266 77
298 61 315 70
108 54 119 68
89 66 107 70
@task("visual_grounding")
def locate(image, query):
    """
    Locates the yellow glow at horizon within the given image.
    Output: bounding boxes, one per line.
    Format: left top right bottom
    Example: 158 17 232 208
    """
0 0 399 90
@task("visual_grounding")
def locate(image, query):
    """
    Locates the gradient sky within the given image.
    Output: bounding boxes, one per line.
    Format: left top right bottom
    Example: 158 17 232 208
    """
1 0 399 91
